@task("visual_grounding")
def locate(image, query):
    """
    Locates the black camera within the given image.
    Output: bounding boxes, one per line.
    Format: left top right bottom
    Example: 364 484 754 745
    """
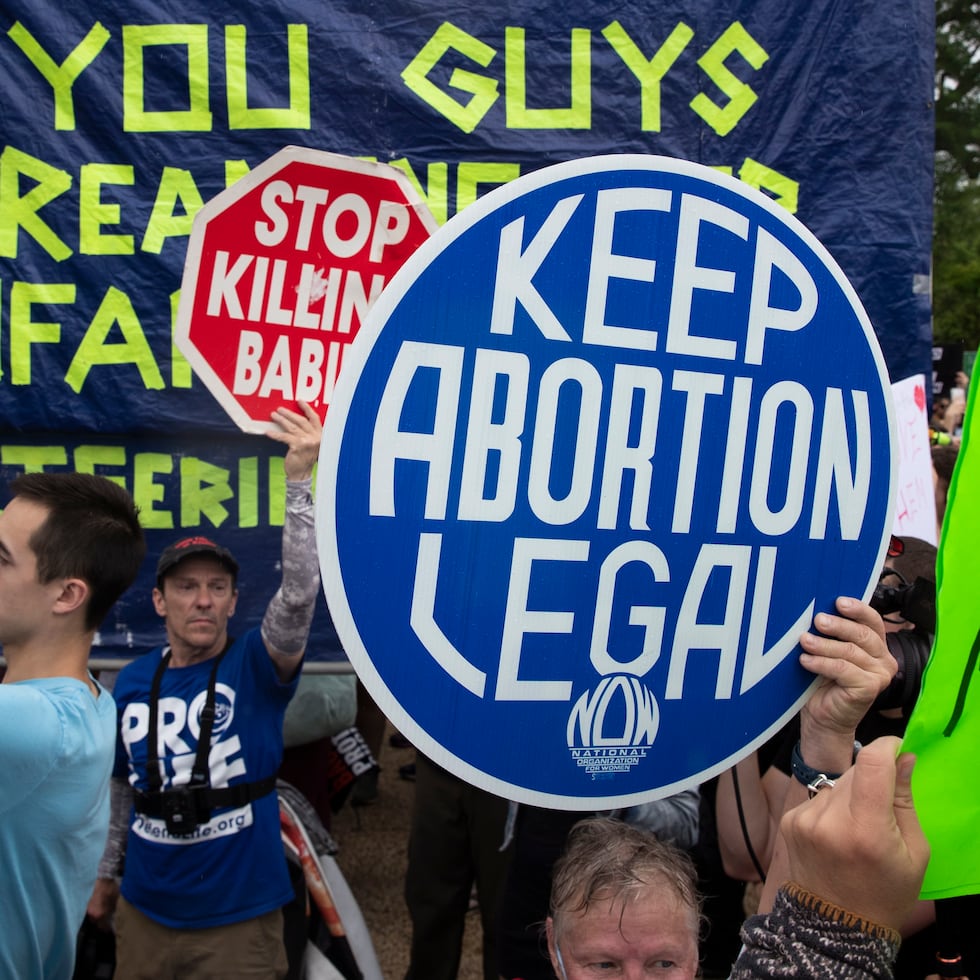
869 568 936 718
160 785 211 836
870 570 936 633
872 628 932 718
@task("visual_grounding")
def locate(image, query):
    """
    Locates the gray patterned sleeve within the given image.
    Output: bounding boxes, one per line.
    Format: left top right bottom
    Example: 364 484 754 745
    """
730 883 901 980
621 787 701 849
261 477 320 657
96 777 133 879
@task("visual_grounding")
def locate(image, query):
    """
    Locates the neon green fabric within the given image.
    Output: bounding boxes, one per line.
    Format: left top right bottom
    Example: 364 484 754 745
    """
903 379 980 899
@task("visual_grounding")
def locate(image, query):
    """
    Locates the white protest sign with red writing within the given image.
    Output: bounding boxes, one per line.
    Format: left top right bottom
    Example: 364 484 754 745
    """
891 374 936 545
176 146 438 432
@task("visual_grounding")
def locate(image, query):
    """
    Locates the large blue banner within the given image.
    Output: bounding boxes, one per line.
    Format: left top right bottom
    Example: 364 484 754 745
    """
0 1 934 656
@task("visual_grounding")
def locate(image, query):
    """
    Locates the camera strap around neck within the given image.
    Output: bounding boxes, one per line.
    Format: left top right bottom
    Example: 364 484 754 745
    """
146 639 232 795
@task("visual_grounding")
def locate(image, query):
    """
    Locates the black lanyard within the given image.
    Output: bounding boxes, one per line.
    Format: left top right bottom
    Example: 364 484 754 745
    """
145 640 232 794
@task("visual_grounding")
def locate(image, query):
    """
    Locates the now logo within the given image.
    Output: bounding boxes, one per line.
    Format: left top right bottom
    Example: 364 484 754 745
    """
566 675 659 749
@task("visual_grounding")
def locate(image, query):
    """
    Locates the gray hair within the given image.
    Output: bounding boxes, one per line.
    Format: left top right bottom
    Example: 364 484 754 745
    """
549 816 702 943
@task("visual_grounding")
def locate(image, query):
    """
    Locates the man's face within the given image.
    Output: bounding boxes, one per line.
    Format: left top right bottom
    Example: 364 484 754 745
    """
153 556 238 655
547 886 699 980
0 496 60 647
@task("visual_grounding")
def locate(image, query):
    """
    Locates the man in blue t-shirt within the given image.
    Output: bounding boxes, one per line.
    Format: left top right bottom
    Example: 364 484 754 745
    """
0 472 145 980
89 402 322 979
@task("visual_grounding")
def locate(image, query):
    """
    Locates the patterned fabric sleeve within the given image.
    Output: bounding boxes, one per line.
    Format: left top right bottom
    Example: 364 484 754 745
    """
261 477 320 656
96 777 134 879
730 882 901 980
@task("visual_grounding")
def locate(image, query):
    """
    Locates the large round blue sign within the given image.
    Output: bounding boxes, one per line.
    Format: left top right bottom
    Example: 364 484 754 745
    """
317 155 895 808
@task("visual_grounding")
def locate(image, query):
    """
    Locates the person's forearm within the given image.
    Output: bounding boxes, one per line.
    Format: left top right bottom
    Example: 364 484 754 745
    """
716 754 780 880
797 705 859 781
97 777 133 880
262 477 320 655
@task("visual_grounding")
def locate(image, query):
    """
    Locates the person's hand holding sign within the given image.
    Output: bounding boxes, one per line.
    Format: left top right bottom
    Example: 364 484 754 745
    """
731 736 929 979
266 401 322 482
798 596 896 767
780 735 929 935
760 596 896 913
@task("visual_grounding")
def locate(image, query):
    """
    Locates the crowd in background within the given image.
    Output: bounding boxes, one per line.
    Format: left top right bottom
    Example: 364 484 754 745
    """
0 364 974 980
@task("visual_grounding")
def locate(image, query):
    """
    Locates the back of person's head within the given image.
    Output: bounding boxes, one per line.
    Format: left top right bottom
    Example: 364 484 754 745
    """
888 535 937 586
10 472 145 630
932 444 959 486
932 443 959 526
549 816 701 942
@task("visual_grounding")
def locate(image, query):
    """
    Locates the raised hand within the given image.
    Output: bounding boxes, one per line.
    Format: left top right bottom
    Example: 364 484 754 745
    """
266 401 323 482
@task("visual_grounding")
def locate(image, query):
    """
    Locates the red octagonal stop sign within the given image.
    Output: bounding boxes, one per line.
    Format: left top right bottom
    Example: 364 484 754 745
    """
177 145 438 433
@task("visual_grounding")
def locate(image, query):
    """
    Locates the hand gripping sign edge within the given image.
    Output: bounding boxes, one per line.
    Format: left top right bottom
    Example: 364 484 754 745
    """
316 152 897 809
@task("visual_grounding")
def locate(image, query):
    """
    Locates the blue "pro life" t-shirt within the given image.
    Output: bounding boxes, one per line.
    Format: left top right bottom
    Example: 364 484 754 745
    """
113 630 298 928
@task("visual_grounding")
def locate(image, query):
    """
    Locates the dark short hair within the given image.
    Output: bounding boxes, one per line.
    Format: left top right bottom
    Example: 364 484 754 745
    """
889 535 937 586
549 816 702 943
932 444 959 485
10 472 146 631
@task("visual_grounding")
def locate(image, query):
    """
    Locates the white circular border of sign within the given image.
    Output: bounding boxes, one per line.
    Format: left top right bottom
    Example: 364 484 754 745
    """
317 153 897 809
